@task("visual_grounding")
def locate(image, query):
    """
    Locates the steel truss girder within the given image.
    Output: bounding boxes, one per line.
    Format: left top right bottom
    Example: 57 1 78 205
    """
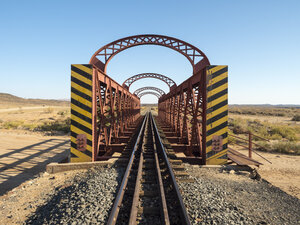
89 34 210 74
138 91 161 99
158 69 206 163
93 67 140 157
133 86 165 97
122 73 177 90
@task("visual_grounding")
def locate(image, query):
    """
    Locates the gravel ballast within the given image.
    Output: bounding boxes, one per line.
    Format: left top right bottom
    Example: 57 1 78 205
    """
26 165 125 224
179 164 300 225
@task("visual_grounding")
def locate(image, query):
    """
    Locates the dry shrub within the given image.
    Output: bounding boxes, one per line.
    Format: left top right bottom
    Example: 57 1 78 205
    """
257 141 300 155
292 114 300 121
229 118 299 141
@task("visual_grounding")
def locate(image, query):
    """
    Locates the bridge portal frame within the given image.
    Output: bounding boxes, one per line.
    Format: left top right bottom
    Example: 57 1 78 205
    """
71 34 228 165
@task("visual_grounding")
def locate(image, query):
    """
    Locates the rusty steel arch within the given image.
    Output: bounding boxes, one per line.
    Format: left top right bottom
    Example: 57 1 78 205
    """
122 73 176 90
134 86 165 96
89 34 210 74
138 91 161 99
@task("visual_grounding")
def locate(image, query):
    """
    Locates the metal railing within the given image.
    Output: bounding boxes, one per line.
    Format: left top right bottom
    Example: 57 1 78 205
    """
229 131 272 164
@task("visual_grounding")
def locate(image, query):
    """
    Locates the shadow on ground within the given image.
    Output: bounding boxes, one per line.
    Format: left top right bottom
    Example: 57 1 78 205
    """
0 139 69 196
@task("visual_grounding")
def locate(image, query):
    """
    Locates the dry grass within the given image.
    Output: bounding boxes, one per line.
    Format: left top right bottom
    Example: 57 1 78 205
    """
229 106 300 155
229 105 300 117
0 106 70 135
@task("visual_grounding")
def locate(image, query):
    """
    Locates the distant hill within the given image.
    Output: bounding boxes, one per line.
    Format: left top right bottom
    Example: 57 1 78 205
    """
229 104 300 108
0 93 69 108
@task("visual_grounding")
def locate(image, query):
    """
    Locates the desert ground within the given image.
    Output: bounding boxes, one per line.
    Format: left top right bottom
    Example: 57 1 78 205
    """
0 98 299 223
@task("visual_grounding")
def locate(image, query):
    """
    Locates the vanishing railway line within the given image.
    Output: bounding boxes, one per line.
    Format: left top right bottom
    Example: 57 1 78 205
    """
107 112 190 225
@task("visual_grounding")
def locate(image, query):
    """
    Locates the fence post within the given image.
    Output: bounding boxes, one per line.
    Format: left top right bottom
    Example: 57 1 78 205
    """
248 131 252 158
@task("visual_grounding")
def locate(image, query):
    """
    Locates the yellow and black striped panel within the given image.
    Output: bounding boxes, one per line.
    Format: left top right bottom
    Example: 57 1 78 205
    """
206 65 228 165
70 64 93 162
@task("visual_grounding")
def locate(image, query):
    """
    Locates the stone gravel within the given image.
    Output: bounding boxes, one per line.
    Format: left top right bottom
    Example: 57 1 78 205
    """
26 165 125 225
179 164 300 225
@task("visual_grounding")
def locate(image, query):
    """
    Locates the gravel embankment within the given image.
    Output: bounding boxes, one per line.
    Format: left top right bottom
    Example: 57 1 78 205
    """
179 164 300 225
26 166 125 224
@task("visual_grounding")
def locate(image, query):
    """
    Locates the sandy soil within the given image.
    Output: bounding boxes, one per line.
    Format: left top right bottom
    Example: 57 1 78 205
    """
0 129 74 224
237 149 300 199
0 130 70 195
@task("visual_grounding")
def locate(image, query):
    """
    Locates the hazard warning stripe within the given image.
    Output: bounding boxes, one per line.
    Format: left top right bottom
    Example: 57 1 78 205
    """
71 86 92 102
71 109 92 124
70 64 93 162
206 105 227 121
71 142 92 158
206 65 228 164
207 110 228 126
210 66 227 79
71 76 92 92
206 126 228 142
207 88 228 103
72 65 94 81
207 77 228 91
207 146 228 158
71 71 92 86
207 121 227 137
71 98 92 112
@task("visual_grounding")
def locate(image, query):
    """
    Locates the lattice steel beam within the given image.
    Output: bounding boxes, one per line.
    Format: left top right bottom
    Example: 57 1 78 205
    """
89 34 210 74
138 91 161 99
122 73 176 90
133 87 165 96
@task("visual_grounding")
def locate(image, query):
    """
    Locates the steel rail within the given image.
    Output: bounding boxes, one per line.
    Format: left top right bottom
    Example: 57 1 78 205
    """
128 114 148 224
150 115 170 224
107 114 148 225
150 114 191 225
129 112 170 224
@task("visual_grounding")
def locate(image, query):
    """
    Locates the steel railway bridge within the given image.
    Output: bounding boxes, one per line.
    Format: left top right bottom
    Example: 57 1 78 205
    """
70 34 229 165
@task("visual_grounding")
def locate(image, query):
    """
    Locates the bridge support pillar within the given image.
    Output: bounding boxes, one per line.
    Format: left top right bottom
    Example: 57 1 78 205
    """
205 66 228 165
70 64 94 162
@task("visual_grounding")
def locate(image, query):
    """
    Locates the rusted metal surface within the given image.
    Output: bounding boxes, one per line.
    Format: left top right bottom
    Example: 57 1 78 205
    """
85 34 215 163
158 68 207 162
107 115 147 225
227 148 262 166
89 34 210 74
93 67 140 157
229 132 272 164
122 73 176 90
150 115 170 224
151 114 191 225
133 86 165 97
138 91 161 99
129 133 145 224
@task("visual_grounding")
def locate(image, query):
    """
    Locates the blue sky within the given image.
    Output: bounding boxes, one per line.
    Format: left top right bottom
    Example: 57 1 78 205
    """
0 0 299 104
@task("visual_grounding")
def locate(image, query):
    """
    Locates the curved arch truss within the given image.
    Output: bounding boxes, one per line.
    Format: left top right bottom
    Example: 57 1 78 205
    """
133 86 165 97
138 91 161 99
123 73 176 90
90 34 210 74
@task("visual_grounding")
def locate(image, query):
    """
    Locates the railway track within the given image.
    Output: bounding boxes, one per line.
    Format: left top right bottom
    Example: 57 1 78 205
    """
107 112 191 225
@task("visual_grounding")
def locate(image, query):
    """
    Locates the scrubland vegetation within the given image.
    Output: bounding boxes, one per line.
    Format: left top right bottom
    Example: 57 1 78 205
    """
229 105 300 155
0 108 70 135
229 105 300 117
